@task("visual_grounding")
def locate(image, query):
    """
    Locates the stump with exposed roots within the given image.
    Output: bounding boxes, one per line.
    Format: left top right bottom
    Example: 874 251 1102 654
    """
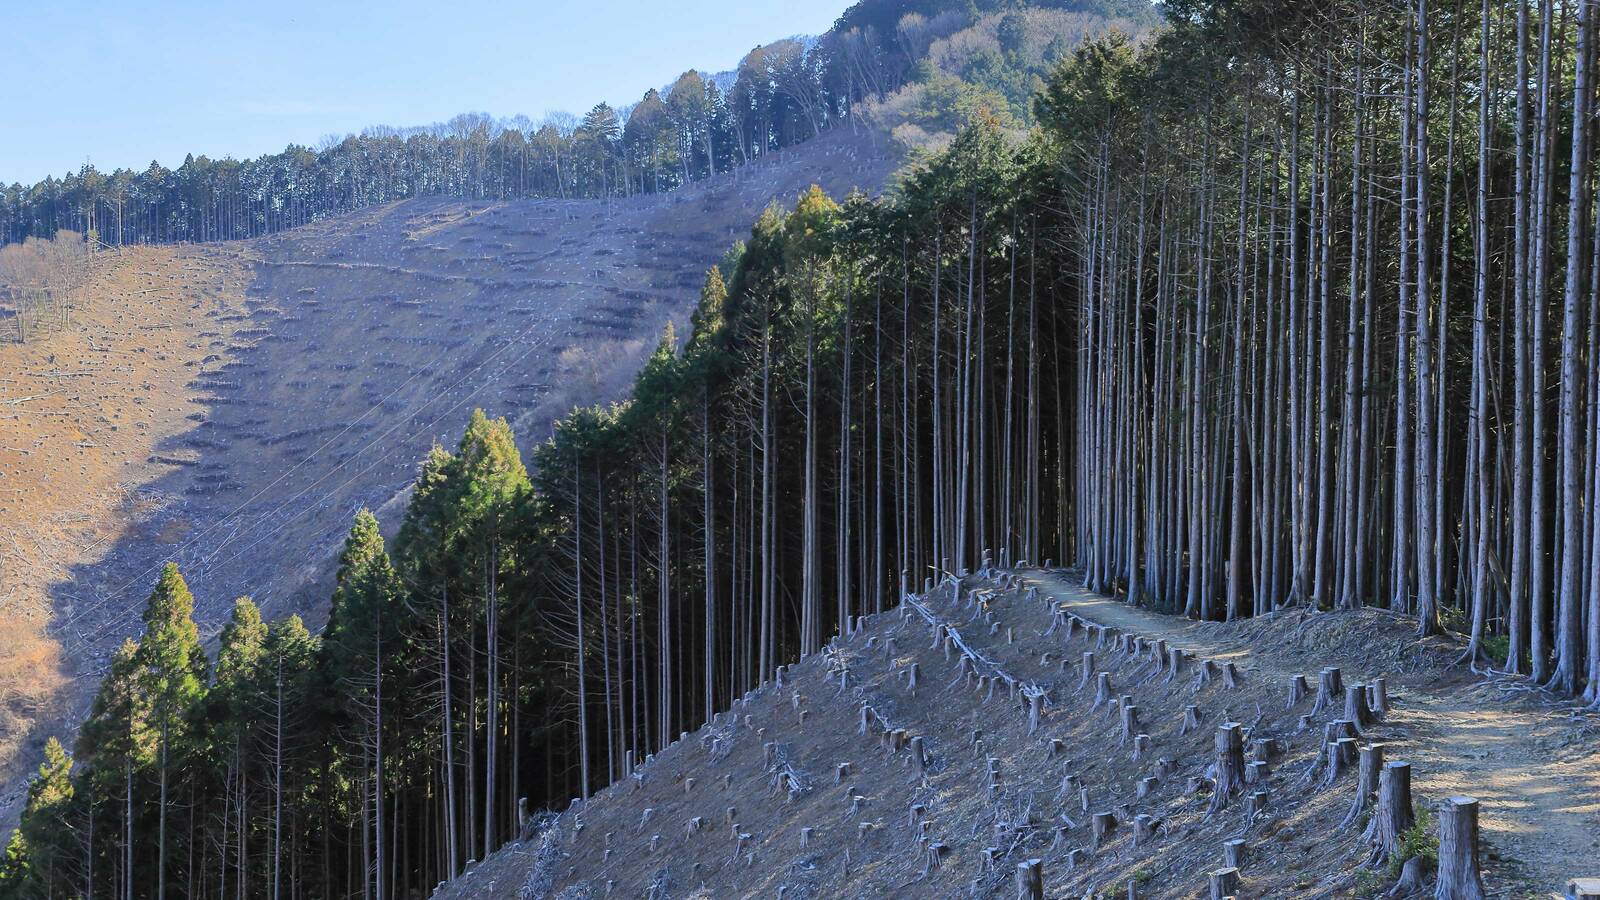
1207 723 1246 816
1341 743 1384 829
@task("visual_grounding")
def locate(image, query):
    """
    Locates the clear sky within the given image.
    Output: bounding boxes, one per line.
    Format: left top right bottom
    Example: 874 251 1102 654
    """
1 0 847 186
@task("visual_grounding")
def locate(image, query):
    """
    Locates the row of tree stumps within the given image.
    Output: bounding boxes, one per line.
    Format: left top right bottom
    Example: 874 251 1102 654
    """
942 566 1508 899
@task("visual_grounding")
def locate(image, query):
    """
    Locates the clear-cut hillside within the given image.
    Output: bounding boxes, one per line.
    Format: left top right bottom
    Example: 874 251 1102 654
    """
0 129 898 824
442 568 1595 898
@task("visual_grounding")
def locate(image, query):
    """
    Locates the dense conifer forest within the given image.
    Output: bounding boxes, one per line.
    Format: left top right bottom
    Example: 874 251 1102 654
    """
6 0 1600 896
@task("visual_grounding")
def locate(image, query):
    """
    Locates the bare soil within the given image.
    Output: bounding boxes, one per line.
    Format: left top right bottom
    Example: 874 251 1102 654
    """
0 129 897 825
447 568 1597 899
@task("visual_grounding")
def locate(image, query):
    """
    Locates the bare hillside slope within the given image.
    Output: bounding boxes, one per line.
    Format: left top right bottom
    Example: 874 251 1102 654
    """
0 129 897 824
444 569 1597 898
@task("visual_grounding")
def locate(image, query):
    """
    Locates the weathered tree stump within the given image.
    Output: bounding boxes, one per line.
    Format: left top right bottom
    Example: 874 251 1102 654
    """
837 761 853 783
907 662 921 694
1223 662 1242 689
1434 797 1488 900
1132 733 1152 761
1287 674 1309 708
1186 775 1212 796
1195 658 1220 689
1094 672 1114 708
1208 723 1246 815
639 808 654 832
981 846 1000 874
1133 814 1159 847
1091 811 1116 850
1344 684 1373 733
921 841 949 877
1137 775 1158 798
1246 760 1268 785
1121 704 1141 744
1164 646 1186 684
1156 757 1175 780
1016 858 1044 900
1223 838 1246 868
1065 848 1086 870
685 777 696 794
1208 866 1241 900
1363 761 1414 869
1049 738 1067 759
1244 790 1268 821
1029 692 1045 735
1320 737 1358 789
1368 677 1390 717
1182 704 1201 735
1312 666 1343 715
726 806 738 825
687 817 704 837
1341 743 1384 828
910 736 928 776
648 833 661 852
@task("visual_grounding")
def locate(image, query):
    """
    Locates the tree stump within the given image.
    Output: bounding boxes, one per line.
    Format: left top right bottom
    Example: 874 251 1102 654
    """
1434 797 1488 900
1341 743 1384 829
1344 684 1373 733
1369 677 1390 717
1363 761 1414 869
1091 811 1116 851
1137 776 1158 798
1287 674 1309 708
907 662 921 694
1016 859 1044 900
1121 704 1141 744
685 777 696 794
1133 813 1159 847
1066 848 1086 870
687 817 704 837
1312 666 1343 715
1094 672 1113 708
910 736 928 776
1320 737 1358 789
1182 704 1201 735
1223 838 1246 868
649 834 661 852
1208 723 1246 815
1195 659 1219 689
1029 692 1045 735
1156 757 1176 780
1246 760 1268 785
1132 733 1151 761
921 841 949 877
1165 646 1186 684
1223 662 1241 689
981 847 1000 874
1049 738 1067 759
1208 867 1241 900
1244 790 1268 821
837 762 853 783
639 808 654 832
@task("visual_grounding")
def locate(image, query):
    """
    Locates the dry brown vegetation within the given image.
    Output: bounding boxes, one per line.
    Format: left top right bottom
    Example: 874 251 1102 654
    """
442 568 1598 898
0 128 896 827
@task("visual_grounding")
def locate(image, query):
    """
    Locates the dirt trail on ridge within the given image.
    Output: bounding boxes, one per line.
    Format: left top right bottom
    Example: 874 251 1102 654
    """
1021 569 1600 888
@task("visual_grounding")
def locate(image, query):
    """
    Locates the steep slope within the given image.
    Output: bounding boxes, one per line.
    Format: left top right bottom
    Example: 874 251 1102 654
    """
444 568 1594 898
0 129 897 823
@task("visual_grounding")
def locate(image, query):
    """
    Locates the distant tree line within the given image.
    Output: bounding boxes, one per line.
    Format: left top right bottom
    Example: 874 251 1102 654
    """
0 0 1149 250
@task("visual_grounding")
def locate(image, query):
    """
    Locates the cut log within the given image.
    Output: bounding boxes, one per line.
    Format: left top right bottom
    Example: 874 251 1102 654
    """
1434 797 1488 900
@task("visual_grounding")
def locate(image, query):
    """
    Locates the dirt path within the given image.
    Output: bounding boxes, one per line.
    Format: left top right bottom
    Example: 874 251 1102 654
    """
1020 569 1600 889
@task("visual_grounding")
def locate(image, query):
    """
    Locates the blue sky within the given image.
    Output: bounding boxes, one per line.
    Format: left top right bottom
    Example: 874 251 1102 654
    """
2 0 846 186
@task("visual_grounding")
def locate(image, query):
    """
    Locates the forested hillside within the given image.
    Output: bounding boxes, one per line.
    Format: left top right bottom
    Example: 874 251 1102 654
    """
7 0 1600 896
0 0 1155 249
